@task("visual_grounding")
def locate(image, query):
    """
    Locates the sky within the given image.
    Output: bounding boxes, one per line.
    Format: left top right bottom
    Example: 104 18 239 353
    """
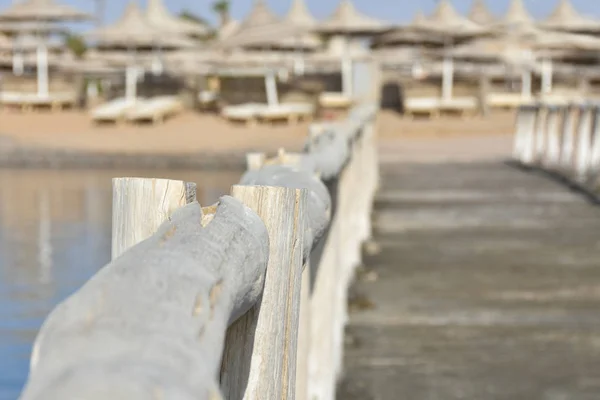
0 0 600 29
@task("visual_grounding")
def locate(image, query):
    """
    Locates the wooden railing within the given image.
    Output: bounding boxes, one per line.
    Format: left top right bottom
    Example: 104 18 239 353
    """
18 103 379 400
512 102 600 193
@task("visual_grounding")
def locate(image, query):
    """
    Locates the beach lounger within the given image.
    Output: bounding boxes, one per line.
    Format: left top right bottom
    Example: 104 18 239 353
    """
0 92 75 111
257 103 315 124
439 97 478 117
221 103 268 125
91 97 140 123
404 97 441 118
126 96 182 124
319 92 352 109
486 93 531 109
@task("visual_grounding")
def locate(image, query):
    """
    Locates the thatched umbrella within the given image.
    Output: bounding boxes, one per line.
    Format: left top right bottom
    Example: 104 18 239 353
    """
313 0 388 98
0 0 90 21
314 0 388 36
216 0 309 50
0 0 91 97
538 0 600 34
496 0 534 29
443 26 600 95
87 3 196 50
146 0 211 38
408 0 490 100
468 0 496 26
0 20 65 35
87 2 197 101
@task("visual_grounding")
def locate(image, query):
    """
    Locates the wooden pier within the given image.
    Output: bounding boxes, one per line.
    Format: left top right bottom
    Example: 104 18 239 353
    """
340 161 600 399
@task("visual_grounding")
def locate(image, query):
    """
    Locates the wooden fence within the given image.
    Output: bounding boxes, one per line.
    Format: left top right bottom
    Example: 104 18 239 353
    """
512 102 600 194
18 103 379 400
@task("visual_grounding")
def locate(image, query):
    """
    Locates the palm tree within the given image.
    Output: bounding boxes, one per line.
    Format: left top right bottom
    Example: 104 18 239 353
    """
212 0 230 28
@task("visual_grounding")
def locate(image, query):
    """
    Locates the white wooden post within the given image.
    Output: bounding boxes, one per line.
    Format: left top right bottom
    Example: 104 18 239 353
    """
535 105 548 164
560 105 578 170
36 43 49 98
575 105 593 180
125 65 138 103
442 55 454 100
246 153 266 171
541 58 553 95
220 185 307 400
111 178 196 259
590 107 600 172
514 105 537 165
265 70 279 107
521 69 532 99
544 106 563 169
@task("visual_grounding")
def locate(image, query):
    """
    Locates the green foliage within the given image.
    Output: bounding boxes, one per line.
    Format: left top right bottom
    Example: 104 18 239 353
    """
212 0 230 14
63 33 87 58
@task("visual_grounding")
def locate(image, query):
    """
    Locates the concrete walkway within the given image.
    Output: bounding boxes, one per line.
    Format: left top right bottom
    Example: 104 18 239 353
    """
339 162 600 400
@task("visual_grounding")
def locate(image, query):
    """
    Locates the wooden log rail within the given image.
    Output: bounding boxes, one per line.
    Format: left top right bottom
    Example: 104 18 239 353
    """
512 101 600 194
18 103 379 400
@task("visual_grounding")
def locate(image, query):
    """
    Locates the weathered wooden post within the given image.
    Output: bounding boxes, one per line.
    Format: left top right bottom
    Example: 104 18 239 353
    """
534 104 548 164
543 105 563 169
575 103 594 181
514 104 538 165
111 177 196 259
590 105 600 173
242 150 313 400
220 185 307 400
560 104 579 171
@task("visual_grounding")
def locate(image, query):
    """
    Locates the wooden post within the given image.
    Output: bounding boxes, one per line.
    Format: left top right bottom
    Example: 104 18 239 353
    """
111 178 196 259
246 152 266 170
220 185 307 400
535 105 548 164
544 106 563 169
295 262 311 400
590 107 600 172
576 105 594 181
560 105 578 170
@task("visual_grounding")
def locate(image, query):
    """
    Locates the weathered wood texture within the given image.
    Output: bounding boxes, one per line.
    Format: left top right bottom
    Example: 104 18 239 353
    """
513 102 600 196
19 103 379 400
220 185 307 400
111 177 196 259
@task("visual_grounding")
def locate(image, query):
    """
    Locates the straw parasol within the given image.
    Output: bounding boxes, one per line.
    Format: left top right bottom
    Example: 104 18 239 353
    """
217 19 240 40
0 0 91 22
314 0 388 36
87 2 197 49
468 0 496 26
285 0 316 28
496 0 534 28
146 0 211 38
247 0 321 51
216 0 308 49
413 0 487 38
372 11 448 48
0 34 63 52
538 0 600 33
0 20 66 35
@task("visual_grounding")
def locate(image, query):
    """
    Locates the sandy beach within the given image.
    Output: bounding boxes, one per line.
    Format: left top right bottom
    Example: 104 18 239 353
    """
0 108 516 165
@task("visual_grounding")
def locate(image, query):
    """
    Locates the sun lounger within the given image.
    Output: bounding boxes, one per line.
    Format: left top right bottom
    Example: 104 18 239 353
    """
439 97 478 117
487 93 531 109
0 91 75 111
404 97 441 118
126 96 182 124
91 97 140 123
319 92 352 109
221 103 269 125
257 103 315 124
